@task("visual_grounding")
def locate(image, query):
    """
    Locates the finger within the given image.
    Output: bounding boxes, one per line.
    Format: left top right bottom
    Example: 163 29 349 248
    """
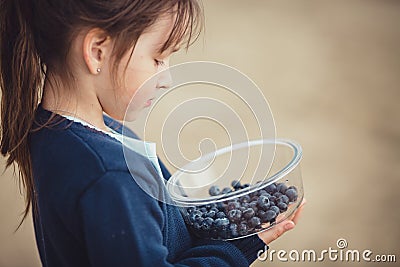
257 198 306 244
257 220 295 245
291 198 306 225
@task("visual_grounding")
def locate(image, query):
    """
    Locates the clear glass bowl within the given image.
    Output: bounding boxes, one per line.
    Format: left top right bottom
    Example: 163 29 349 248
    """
166 138 304 240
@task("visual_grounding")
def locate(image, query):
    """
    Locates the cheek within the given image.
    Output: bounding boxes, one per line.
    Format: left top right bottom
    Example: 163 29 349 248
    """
122 68 158 120
125 58 160 96
124 59 155 93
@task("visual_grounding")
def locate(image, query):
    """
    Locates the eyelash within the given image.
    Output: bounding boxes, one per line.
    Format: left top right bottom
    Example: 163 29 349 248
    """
154 59 165 66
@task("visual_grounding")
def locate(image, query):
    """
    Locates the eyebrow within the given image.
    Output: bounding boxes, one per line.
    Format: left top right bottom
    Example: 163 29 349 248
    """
156 43 181 54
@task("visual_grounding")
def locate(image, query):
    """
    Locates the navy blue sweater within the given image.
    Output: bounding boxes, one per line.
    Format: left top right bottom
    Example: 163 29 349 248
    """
29 104 265 267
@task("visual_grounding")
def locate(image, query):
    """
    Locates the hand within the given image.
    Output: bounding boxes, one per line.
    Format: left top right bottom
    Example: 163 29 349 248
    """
257 198 306 245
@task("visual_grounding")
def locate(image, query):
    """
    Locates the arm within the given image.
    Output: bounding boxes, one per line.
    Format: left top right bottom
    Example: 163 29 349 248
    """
79 170 262 267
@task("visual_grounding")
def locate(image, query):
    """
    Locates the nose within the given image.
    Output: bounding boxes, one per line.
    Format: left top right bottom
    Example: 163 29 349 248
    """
156 64 173 90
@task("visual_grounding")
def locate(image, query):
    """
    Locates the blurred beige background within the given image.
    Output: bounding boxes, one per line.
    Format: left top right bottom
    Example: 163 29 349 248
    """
1 0 399 266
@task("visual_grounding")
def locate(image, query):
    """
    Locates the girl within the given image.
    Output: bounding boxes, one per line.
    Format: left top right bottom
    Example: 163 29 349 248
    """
0 0 305 266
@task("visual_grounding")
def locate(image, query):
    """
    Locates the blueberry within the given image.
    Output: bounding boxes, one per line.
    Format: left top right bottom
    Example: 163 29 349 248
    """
273 192 283 198
257 210 266 219
215 218 230 230
193 222 202 230
276 183 288 194
269 196 277 205
210 207 219 213
269 205 280 214
200 207 208 213
260 204 269 212
260 192 271 199
258 189 268 196
221 187 232 194
277 202 288 212
277 195 289 205
186 207 195 214
201 217 214 231
230 224 239 238
250 195 259 202
241 202 249 209
216 202 226 210
189 210 202 223
265 183 277 194
206 210 216 219
249 201 258 212
193 217 203 226
257 195 269 205
257 195 270 211
258 211 268 223
264 210 277 223
216 211 226 219
240 195 251 203
204 217 214 225
228 209 242 222
209 185 220 196
243 208 255 220
231 180 242 190
249 191 259 198
238 222 248 235
227 201 240 211
285 188 298 202
248 217 261 229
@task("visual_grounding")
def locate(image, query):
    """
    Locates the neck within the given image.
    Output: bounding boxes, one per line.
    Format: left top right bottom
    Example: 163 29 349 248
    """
41 78 109 132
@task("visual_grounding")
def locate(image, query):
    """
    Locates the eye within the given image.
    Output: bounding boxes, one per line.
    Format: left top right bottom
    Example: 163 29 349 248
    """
154 59 165 66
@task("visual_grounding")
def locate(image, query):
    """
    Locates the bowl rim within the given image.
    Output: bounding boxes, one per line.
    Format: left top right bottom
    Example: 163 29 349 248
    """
166 138 302 206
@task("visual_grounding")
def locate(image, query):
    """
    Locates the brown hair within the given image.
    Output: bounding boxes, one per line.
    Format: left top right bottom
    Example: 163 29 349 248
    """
0 0 203 228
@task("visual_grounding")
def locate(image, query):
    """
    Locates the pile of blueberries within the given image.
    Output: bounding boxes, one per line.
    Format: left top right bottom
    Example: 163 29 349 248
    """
184 180 298 240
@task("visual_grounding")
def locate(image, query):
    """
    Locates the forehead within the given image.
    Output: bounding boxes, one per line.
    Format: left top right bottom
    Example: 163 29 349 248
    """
141 13 177 50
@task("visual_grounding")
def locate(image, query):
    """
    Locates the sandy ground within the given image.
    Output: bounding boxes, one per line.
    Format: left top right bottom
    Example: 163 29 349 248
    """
1 1 399 266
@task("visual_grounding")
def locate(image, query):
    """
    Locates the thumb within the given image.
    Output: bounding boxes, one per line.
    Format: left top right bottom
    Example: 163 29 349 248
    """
257 221 295 244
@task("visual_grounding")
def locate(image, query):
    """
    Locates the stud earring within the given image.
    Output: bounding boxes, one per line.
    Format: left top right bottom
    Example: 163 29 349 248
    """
96 68 101 73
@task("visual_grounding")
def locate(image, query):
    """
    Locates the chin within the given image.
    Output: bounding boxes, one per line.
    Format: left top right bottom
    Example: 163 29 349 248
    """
123 110 139 122
103 108 125 122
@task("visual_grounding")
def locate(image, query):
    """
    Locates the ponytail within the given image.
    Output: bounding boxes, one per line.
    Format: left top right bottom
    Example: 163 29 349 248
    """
1 0 202 230
0 0 43 228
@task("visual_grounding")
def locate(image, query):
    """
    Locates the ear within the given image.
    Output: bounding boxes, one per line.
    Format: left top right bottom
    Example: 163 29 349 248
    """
82 28 112 75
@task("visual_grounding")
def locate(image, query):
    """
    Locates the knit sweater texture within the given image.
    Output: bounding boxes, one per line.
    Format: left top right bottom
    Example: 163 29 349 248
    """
29 104 265 267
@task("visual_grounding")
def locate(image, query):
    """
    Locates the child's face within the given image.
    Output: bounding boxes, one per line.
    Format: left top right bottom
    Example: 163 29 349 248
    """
98 14 178 121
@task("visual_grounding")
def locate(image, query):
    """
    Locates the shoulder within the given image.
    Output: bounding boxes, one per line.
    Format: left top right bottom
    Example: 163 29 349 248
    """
30 105 168 230
30 106 160 199
30 121 129 173
31 106 148 173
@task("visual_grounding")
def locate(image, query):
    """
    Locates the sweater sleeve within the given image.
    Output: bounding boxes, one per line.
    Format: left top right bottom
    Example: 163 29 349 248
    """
79 170 262 267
